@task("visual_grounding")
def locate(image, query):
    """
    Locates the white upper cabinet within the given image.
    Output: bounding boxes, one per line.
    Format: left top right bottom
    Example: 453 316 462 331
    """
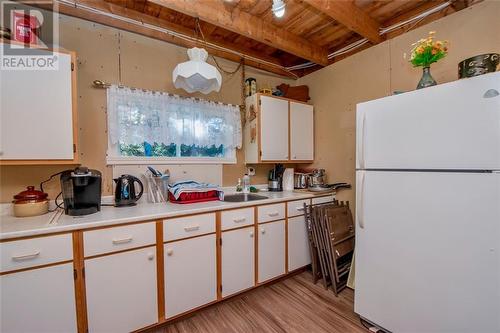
260 95 289 161
244 94 314 163
0 43 77 164
290 102 314 161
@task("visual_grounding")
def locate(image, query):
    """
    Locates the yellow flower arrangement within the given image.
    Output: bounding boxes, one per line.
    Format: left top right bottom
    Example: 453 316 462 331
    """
410 31 448 67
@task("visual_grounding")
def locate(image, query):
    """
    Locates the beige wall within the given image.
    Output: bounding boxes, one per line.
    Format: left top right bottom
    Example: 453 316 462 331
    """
0 12 294 202
298 1 500 212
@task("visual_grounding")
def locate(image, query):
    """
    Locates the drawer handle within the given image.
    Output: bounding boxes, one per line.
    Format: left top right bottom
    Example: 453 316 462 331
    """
296 207 305 211
233 217 246 223
184 225 200 232
12 251 41 261
268 212 279 217
112 237 133 245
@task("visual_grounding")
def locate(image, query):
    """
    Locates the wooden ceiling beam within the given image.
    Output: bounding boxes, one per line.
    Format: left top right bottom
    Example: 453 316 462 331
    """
150 0 329 66
302 0 383 44
48 0 295 78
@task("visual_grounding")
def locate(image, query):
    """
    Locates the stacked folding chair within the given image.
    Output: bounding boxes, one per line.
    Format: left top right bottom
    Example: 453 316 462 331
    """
304 200 355 295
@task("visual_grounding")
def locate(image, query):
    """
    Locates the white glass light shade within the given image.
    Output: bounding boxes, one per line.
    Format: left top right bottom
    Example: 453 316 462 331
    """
172 47 222 94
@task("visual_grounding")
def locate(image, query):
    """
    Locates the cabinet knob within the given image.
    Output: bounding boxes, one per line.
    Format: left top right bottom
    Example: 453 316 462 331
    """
249 231 254 238
147 252 155 260
166 249 173 256
261 228 266 234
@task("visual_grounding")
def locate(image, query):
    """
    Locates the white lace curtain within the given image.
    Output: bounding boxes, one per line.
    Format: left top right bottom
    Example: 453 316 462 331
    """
107 85 242 157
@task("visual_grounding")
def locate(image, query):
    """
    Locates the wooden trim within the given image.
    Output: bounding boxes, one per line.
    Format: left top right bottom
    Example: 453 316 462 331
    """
285 204 289 274
0 160 80 165
151 0 328 66
155 221 165 321
258 218 286 226
0 259 73 276
72 231 88 333
221 223 256 233
216 211 222 301
303 0 382 44
84 243 156 260
163 232 217 244
257 94 262 163
70 51 80 164
254 206 259 286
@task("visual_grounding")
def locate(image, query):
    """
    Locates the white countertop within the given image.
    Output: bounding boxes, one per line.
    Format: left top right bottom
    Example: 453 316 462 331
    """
0 190 334 240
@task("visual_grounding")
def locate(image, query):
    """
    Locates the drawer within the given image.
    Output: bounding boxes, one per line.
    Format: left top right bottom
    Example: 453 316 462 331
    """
312 195 335 205
1 234 73 273
258 203 285 223
164 213 215 242
287 199 310 217
84 222 156 257
221 207 254 231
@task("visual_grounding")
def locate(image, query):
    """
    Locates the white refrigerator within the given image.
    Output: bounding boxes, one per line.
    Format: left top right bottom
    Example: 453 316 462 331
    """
354 72 500 333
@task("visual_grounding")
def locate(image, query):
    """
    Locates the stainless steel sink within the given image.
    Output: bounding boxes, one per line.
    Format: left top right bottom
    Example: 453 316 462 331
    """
223 193 268 202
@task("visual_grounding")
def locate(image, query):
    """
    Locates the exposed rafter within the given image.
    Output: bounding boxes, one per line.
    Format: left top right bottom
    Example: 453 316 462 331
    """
50 0 296 78
150 0 330 66
302 0 383 44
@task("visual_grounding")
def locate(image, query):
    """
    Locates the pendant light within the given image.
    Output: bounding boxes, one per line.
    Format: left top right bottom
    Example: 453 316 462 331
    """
272 0 286 18
172 47 222 94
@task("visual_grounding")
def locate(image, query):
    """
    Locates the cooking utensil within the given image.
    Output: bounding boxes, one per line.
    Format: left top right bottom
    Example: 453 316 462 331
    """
308 169 326 187
294 172 309 189
12 186 49 217
458 53 499 78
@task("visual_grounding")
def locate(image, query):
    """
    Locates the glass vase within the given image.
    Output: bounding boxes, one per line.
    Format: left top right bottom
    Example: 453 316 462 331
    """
417 66 437 89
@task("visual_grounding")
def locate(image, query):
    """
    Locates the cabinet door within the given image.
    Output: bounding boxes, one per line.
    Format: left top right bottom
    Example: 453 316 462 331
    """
0 44 75 161
258 220 285 283
85 247 158 333
164 234 216 318
260 95 289 161
222 227 255 297
0 263 77 333
288 216 312 271
290 102 314 161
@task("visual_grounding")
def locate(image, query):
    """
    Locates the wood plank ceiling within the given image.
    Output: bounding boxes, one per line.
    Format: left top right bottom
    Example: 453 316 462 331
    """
56 0 472 78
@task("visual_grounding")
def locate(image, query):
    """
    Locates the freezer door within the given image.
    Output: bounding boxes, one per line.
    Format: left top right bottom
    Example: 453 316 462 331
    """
356 72 500 170
355 171 500 333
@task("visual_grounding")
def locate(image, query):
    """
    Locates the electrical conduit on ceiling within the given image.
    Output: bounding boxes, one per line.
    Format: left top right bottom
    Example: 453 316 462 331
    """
55 0 451 74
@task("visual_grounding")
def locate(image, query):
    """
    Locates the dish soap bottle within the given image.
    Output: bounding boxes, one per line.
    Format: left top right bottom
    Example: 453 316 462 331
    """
236 178 242 192
242 174 250 194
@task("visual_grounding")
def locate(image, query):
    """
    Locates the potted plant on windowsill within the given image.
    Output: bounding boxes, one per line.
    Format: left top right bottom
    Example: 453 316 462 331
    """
409 31 448 89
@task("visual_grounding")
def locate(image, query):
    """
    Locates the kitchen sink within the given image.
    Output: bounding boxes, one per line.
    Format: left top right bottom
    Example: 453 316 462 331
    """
223 193 269 202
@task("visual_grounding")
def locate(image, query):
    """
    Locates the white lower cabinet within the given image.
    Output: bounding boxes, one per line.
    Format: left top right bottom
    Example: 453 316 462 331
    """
258 220 285 283
85 246 158 333
221 226 255 297
0 263 77 333
164 234 217 318
288 216 312 271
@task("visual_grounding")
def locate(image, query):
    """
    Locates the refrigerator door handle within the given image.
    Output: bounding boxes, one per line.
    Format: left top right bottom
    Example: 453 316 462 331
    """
359 113 367 169
358 172 366 229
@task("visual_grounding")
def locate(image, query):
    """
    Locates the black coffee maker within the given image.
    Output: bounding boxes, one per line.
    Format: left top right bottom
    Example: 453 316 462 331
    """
61 167 102 216
114 174 144 206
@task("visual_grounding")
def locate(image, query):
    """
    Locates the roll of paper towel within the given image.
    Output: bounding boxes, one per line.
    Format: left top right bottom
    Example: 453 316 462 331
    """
283 168 294 191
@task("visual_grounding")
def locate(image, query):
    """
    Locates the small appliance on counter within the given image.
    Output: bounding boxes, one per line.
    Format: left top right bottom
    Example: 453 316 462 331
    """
60 167 102 216
268 164 284 192
114 174 144 206
12 186 49 217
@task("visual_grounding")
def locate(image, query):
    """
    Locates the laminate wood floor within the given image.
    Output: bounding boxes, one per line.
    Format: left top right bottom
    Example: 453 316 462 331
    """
150 271 366 333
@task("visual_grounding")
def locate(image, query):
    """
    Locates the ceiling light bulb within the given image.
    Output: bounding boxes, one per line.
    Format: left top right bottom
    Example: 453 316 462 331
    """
272 0 286 18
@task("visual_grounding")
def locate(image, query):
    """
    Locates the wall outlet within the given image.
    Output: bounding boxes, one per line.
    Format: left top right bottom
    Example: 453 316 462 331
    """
246 166 256 176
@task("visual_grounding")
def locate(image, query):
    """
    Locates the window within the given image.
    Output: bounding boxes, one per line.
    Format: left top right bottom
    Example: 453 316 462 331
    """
106 86 242 164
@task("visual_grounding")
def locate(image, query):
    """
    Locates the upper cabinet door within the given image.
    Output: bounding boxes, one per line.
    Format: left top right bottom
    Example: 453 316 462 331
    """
290 102 314 161
0 44 76 162
260 95 289 161
357 72 500 170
